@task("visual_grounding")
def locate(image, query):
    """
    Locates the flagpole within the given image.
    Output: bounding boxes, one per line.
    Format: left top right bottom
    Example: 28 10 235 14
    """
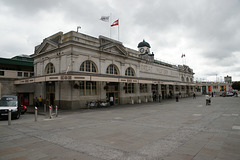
110 13 112 38
118 19 119 41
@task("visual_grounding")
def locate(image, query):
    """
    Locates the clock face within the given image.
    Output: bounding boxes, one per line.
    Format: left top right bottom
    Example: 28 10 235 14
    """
140 48 144 53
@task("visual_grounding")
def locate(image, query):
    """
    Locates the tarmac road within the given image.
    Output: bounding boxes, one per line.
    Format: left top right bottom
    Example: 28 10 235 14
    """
0 95 240 160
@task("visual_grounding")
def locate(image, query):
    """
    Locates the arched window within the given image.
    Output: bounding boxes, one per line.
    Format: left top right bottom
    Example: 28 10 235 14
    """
125 67 135 76
45 63 55 74
106 64 119 75
186 77 189 82
80 60 97 72
181 76 185 82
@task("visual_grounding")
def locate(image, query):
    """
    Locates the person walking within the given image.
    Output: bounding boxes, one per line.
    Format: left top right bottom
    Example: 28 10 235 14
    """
193 92 196 99
158 93 161 103
206 94 211 105
38 95 43 107
176 94 179 102
110 96 114 106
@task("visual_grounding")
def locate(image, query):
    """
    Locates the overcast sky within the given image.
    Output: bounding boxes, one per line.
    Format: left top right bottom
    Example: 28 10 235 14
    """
0 0 240 81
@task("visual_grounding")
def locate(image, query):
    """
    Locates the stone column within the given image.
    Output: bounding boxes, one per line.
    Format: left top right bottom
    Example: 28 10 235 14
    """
166 85 169 98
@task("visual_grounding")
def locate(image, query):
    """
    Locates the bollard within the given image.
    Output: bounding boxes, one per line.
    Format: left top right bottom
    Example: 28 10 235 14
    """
35 107 38 122
8 109 11 125
49 105 52 119
55 105 58 117
44 104 46 113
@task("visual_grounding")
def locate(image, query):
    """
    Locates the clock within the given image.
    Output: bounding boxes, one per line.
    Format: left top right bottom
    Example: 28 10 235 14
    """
140 48 144 53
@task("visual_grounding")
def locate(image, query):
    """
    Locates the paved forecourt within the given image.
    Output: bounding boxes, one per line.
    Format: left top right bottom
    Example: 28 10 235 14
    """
0 96 240 160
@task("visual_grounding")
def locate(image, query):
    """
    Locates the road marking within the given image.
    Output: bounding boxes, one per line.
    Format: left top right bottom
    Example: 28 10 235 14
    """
232 114 239 116
197 105 203 107
232 126 240 130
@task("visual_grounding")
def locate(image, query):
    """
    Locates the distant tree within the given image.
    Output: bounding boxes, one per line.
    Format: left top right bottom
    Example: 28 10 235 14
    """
232 81 240 91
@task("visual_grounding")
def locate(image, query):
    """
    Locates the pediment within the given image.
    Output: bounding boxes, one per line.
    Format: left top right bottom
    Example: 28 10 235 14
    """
99 36 128 56
35 40 58 55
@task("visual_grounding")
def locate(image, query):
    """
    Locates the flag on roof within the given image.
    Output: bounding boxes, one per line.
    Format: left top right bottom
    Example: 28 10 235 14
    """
111 19 119 27
100 16 110 22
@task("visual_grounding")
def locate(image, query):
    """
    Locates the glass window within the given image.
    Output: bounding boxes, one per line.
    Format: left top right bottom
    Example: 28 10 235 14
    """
24 72 28 77
80 60 97 72
79 81 97 96
125 67 135 76
125 83 135 94
0 71 4 76
17 72 22 77
140 84 147 93
45 63 55 74
106 64 119 75
79 81 84 95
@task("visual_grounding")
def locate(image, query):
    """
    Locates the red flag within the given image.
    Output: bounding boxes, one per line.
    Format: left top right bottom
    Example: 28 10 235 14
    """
111 19 119 27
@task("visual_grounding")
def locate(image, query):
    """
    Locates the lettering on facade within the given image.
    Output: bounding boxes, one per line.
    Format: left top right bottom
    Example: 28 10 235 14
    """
120 79 127 82
127 79 132 83
61 75 72 80
133 80 138 83
49 77 59 80
74 77 85 80
140 64 169 75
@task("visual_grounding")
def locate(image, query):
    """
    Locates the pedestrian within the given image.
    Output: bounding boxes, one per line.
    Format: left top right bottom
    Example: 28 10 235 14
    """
176 94 179 102
193 92 196 99
110 96 114 106
153 93 157 101
212 92 214 97
35 97 38 107
206 94 211 105
158 93 161 103
38 95 43 107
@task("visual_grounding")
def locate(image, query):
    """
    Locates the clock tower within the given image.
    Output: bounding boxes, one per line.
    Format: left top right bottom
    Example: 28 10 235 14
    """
137 39 151 54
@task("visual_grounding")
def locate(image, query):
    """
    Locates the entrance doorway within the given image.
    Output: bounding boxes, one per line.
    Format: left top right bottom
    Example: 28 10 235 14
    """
106 82 119 105
152 84 158 101
46 82 55 106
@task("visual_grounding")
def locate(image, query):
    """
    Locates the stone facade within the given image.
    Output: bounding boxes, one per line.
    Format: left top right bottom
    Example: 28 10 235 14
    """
15 31 195 109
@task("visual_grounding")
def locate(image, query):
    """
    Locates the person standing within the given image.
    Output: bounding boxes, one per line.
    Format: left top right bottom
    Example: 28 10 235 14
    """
158 93 161 103
38 95 43 107
176 94 179 102
193 92 196 99
110 96 114 106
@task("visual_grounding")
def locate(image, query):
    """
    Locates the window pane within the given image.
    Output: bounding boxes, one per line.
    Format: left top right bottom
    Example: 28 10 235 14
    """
24 72 28 77
92 82 97 95
0 71 4 76
92 63 96 72
86 61 90 72
80 63 84 71
86 81 91 95
79 81 84 95
17 72 22 77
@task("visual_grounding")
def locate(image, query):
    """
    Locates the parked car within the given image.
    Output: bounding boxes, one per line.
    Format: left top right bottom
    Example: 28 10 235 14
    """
0 96 21 119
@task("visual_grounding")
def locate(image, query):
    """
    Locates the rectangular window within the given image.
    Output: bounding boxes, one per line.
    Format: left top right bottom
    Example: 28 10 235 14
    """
30 72 34 77
79 81 97 96
0 71 4 76
125 83 135 94
79 81 84 95
17 72 22 77
24 72 28 77
140 84 147 93
86 82 91 95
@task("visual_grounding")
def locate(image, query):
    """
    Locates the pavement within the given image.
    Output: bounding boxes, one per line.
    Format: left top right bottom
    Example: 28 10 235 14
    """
0 95 240 160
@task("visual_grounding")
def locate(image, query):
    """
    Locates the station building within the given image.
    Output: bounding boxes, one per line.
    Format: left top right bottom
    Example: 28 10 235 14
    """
0 56 34 106
13 31 196 109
